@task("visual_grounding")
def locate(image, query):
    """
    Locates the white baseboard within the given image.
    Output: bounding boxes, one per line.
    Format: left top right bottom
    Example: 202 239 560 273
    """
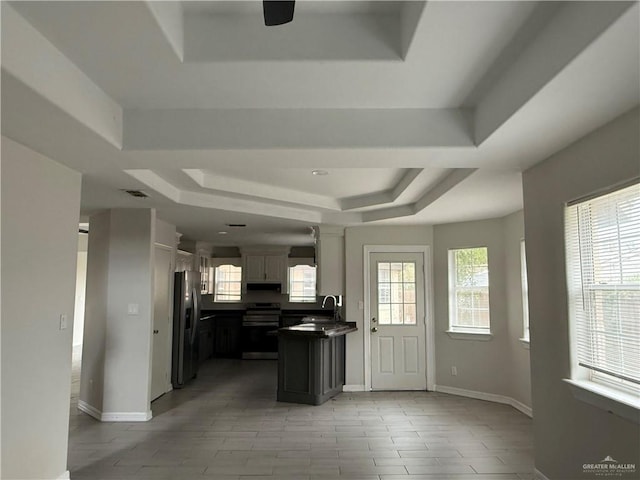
435 385 533 418
342 384 366 392
77 400 102 421
534 468 551 480
101 411 152 422
78 400 152 422
57 471 70 480
510 397 533 417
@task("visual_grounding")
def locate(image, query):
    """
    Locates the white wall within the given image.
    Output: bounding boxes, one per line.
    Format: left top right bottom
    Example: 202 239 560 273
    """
343 226 434 387
80 209 155 420
1 137 81 479
73 233 88 347
523 108 639 479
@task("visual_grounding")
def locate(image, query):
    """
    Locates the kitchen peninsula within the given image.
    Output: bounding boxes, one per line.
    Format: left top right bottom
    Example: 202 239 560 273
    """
277 320 357 405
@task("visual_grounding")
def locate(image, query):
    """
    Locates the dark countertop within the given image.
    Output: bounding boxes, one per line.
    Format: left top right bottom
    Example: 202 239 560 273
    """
278 322 357 338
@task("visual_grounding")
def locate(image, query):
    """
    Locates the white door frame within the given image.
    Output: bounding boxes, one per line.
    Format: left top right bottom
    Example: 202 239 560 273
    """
152 243 175 400
363 245 435 392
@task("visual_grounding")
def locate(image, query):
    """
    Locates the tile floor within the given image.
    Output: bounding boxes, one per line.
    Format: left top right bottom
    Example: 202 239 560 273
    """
68 350 534 479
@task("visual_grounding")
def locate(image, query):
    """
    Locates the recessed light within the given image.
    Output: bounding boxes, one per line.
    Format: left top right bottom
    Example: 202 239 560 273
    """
312 170 329 176
217 231 228 235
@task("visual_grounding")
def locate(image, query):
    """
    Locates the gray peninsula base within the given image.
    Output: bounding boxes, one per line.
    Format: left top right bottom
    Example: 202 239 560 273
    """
277 324 355 405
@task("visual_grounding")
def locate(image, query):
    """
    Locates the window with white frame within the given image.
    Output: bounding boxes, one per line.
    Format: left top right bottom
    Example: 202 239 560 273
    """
448 247 490 333
565 182 640 395
521 240 530 342
213 262 242 302
288 264 316 302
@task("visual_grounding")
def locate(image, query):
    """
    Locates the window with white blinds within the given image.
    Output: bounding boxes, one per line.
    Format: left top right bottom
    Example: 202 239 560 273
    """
565 182 640 392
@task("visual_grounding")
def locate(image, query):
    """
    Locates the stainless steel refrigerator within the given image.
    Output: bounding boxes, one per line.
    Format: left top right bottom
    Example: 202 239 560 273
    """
172 271 201 388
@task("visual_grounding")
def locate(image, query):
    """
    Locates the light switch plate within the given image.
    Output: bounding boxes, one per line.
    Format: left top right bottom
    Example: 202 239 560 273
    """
358 300 364 310
127 303 139 315
59 314 68 330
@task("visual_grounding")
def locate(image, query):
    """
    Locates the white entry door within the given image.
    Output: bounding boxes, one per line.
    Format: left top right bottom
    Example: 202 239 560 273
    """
369 252 427 390
151 246 172 401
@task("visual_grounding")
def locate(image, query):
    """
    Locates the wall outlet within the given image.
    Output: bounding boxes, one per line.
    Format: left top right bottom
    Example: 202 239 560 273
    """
451 366 457 376
127 303 139 315
59 314 68 330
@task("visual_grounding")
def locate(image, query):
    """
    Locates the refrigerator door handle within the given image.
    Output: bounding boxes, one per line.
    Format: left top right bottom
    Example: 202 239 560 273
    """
190 287 199 345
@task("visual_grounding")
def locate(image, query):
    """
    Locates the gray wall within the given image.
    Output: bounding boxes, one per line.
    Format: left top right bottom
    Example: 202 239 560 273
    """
343 225 434 387
433 218 512 397
1 137 81 479
523 108 639 479
81 209 155 419
503 210 531 408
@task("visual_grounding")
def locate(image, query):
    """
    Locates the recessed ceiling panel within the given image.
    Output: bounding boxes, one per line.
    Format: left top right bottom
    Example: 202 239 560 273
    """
183 1 415 61
198 167 405 198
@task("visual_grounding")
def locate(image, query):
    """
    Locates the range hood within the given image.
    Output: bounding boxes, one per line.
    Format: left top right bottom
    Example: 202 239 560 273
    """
246 283 281 292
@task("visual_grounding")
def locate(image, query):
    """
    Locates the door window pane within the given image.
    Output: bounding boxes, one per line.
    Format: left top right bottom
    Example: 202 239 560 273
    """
376 261 418 326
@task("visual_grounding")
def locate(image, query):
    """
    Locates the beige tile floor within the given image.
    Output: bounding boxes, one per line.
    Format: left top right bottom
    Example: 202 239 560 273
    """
68 350 534 479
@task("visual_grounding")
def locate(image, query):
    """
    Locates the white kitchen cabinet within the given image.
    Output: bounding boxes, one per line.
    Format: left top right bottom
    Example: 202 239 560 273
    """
175 250 194 272
243 254 286 282
240 247 291 291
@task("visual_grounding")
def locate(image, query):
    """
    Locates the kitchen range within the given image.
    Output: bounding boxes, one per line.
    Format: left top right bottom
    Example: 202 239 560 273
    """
241 302 280 359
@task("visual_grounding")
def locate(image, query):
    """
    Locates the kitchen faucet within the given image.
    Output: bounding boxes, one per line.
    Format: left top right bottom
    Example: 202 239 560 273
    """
321 295 341 322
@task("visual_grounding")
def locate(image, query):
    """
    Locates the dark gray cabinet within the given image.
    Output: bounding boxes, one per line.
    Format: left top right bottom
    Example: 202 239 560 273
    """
198 319 214 363
214 315 242 358
277 333 346 405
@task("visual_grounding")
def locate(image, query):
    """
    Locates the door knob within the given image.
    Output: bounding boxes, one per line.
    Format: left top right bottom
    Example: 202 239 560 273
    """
153 329 159 334
371 327 378 333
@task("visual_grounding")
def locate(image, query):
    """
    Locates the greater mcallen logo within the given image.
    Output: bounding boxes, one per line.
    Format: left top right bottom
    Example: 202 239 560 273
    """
583 456 637 477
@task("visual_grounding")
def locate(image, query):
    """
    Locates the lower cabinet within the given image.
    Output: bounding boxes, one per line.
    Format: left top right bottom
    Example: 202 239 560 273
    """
214 315 242 358
198 319 214 363
277 334 346 405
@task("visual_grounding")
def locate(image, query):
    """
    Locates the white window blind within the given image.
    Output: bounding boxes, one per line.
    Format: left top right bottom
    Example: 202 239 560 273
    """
565 182 640 389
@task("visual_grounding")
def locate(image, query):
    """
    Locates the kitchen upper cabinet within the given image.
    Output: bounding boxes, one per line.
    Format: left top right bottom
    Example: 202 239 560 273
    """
265 255 286 281
244 254 286 282
176 250 194 272
198 255 213 294
240 247 291 290
313 225 345 295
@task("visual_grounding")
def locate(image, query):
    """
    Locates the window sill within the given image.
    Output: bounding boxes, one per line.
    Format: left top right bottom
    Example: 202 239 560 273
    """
519 337 530 349
446 330 493 341
564 379 640 424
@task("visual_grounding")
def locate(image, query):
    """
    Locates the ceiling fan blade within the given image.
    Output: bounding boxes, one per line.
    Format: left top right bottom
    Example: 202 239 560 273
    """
263 1 295 26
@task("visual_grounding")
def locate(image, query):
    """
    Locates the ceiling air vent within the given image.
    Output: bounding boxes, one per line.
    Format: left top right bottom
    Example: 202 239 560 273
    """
122 189 149 198
226 223 247 228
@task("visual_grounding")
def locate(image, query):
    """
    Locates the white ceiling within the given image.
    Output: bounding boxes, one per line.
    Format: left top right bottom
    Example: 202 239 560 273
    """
1 1 639 246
